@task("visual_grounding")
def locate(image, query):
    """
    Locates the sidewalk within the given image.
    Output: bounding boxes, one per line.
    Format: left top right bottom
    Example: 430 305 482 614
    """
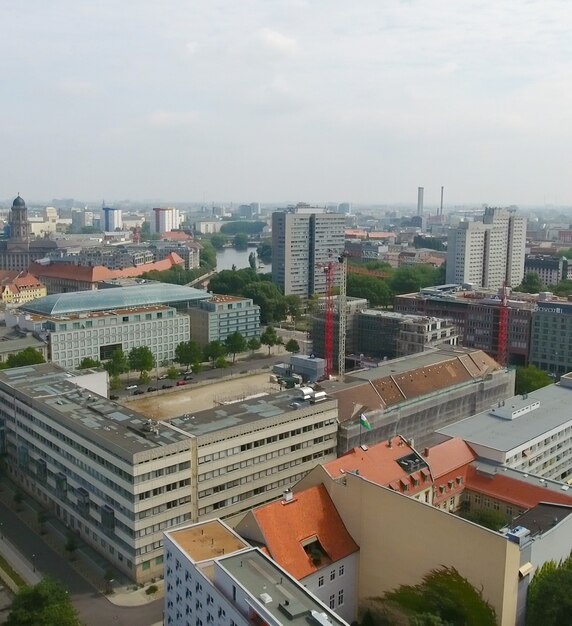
0 477 161 609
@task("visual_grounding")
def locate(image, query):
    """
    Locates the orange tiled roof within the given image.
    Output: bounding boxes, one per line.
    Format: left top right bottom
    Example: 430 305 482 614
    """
425 438 476 480
323 436 432 498
251 484 358 580
160 231 192 241
465 465 572 509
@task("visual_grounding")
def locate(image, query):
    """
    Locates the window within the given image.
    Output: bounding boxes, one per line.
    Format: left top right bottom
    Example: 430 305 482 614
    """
318 576 324 588
330 569 336 581
329 594 335 609
338 589 344 606
339 565 345 576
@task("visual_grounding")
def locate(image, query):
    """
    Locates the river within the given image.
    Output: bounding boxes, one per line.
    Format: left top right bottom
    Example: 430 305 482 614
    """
215 247 272 274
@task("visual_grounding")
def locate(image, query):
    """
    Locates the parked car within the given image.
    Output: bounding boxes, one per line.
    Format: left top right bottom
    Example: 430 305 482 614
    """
176 380 187 386
133 389 145 395
110 395 119 401
183 373 193 381
125 384 137 390
162 384 172 390
158 374 168 380
147 387 156 392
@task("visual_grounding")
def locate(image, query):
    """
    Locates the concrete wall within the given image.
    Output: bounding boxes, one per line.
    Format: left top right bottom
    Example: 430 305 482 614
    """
299 470 521 626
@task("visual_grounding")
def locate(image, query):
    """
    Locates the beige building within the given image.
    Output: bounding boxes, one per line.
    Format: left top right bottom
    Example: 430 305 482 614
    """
0 271 47 306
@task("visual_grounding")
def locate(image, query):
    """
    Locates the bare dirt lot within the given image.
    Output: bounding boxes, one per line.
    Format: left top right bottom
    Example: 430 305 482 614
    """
128 372 280 420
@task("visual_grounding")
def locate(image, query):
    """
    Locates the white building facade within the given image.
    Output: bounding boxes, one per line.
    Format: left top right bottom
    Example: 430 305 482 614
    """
152 207 181 235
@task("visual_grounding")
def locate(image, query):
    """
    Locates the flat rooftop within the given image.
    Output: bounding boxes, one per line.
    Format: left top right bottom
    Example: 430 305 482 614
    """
168 389 334 438
505 503 572 541
23 304 175 323
437 383 572 453
0 363 189 459
221 548 348 626
168 520 249 562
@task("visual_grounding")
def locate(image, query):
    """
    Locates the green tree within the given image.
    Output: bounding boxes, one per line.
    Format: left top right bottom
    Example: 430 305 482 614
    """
248 337 261 354
385 567 496 626
128 346 155 376
78 357 101 369
225 332 247 364
220 221 265 235
174 340 203 371
210 233 226 249
285 339 300 354
551 279 572 297
104 349 129 377
204 340 227 368
261 326 281 355
233 233 249 250
166 366 179 380
284 295 302 320
388 265 442 295
242 281 287 324
6 577 80 626
249 251 257 270
526 556 572 626
460 508 506 531
347 274 393 307
215 355 229 369
199 239 217 269
413 236 445 251
515 365 553 394
514 272 544 293
6 348 46 368
257 240 272 263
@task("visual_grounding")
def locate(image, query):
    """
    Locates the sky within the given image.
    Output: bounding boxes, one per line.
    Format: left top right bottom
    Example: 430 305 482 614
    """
2 0 572 207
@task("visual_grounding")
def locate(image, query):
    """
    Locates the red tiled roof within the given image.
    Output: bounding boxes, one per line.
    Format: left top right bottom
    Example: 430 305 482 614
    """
425 438 476 480
465 465 572 509
323 436 431 498
252 485 359 580
160 231 192 241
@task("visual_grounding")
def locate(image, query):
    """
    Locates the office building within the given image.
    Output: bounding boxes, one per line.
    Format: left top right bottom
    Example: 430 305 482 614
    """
71 209 94 234
0 326 48 363
102 206 122 232
163 519 350 626
320 346 514 453
236 485 359 623
0 363 194 583
438 374 572 483
529 300 572 375
272 207 345 297
5 283 208 368
524 255 568 287
446 208 527 289
152 207 181 235
188 295 260 347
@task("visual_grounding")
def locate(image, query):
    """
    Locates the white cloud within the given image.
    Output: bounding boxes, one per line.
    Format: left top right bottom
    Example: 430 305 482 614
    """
258 27 299 55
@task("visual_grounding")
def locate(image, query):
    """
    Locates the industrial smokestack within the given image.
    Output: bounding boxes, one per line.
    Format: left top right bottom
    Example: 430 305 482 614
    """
417 187 424 216
440 186 444 216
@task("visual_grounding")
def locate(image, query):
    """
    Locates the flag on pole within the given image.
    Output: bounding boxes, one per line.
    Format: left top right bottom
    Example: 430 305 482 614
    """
360 413 372 430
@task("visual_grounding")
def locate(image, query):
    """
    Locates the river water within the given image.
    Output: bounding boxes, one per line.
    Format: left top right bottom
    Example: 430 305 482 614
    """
215 247 272 274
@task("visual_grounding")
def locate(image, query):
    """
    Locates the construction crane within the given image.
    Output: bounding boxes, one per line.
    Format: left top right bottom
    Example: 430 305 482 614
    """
337 253 348 382
497 281 509 367
322 259 336 379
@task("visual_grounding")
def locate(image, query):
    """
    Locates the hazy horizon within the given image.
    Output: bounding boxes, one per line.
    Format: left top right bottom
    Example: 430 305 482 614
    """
3 1 572 206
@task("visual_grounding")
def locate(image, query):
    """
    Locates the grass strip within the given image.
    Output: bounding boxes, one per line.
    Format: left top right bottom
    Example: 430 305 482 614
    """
0 552 28 588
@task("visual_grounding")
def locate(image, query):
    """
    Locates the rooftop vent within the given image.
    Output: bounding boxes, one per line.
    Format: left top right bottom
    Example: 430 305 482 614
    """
259 592 272 604
490 400 540 421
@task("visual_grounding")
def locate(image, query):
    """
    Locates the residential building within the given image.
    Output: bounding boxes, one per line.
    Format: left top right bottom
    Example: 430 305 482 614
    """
0 327 48 363
152 240 200 270
272 207 345 297
320 346 514 452
152 207 181 235
102 206 122 231
164 388 338 524
437 374 572 483
194 220 222 234
0 363 194 583
5 283 209 368
0 271 46 306
235 485 359 623
71 209 94 233
446 208 527 289
524 255 568 286
529 300 572 375
163 519 349 626
395 285 535 366
188 295 260 347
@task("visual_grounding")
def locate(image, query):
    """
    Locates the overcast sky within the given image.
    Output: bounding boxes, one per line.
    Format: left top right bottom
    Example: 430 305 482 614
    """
2 1 572 207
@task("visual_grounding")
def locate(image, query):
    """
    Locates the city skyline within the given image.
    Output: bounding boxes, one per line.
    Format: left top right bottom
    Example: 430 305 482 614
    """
2 1 572 205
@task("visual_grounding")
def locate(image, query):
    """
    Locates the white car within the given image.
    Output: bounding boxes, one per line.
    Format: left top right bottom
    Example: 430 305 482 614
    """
125 385 137 390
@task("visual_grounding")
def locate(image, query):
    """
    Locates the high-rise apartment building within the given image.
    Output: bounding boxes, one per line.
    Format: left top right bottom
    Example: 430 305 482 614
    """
272 207 345 297
446 208 526 289
102 206 123 232
152 207 180 234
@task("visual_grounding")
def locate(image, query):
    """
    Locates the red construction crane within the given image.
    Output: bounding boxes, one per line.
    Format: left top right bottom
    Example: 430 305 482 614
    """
497 281 509 367
323 260 336 379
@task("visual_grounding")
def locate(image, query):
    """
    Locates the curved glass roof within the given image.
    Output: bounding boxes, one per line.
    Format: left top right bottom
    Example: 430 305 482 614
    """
22 283 209 316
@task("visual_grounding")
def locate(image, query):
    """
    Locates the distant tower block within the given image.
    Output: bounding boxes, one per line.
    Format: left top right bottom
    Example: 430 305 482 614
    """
440 186 444 216
417 187 424 216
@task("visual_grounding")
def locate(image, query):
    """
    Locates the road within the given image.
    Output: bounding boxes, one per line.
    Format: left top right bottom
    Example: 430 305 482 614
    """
0 503 162 626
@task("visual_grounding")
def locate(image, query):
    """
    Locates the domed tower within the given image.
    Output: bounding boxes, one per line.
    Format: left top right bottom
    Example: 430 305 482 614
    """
8 194 31 245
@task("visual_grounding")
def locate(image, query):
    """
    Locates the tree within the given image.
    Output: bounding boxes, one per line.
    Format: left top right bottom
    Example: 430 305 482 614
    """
104 349 129 377
166 366 179 379
347 274 392 308
285 339 300 354
204 340 227 368
199 240 217 269
515 365 553 394
6 577 80 626
5 348 46 368
225 332 247 364
78 357 101 369
413 235 445 251
215 355 229 369
284 295 302 320
515 272 544 293
385 567 496 626
210 233 226 249
249 251 257 270
174 340 202 371
261 326 280 355
233 233 249 250
257 240 272 264
248 337 261 354
526 555 572 626
388 265 442 295
64 533 78 559
128 346 155 376
220 221 266 235
460 508 506 531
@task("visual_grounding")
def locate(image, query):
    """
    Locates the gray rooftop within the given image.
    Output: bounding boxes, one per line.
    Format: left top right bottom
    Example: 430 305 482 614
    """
0 363 189 459
20 283 209 316
437 382 572 453
221 549 348 626
169 390 334 438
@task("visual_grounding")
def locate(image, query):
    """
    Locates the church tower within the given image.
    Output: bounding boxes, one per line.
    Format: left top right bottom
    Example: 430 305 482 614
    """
7 194 31 251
